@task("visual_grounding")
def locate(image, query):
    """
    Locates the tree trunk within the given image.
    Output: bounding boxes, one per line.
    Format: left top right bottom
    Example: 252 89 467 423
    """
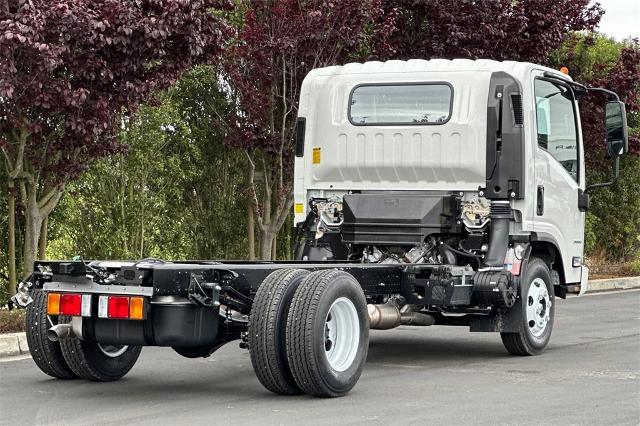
23 204 43 279
4 129 64 280
7 179 16 295
38 215 48 260
259 231 275 260
20 181 64 279
271 234 277 260
247 203 255 260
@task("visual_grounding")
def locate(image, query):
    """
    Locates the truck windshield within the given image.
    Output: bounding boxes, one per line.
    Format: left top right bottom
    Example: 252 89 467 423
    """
349 83 452 125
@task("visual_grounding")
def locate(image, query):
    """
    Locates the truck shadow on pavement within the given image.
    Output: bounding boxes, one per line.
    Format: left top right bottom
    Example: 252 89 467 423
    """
21 330 540 407
366 328 511 365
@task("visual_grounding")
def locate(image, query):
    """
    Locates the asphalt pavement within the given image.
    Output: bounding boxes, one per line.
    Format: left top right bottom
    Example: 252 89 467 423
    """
1 290 639 425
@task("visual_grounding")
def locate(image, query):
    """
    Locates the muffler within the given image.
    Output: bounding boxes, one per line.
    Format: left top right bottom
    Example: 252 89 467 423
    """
368 301 434 330
47 324 74 342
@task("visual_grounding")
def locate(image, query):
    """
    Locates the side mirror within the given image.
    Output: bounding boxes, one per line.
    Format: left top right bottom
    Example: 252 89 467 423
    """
605 101 628 156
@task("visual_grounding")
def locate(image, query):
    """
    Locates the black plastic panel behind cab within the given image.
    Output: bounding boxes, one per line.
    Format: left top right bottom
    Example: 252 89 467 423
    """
484 72 525 200
341 193 458 246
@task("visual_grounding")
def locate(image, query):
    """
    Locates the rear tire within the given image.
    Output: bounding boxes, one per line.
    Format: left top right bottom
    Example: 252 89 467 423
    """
248 268 309 395
25 290 78 379
286 270 369 397
501 257 555 355
59 317 142 381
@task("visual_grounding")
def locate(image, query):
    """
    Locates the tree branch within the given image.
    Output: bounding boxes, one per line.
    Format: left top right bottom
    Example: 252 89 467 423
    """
274 193 294 232
40 186 64 216
37 185 61 210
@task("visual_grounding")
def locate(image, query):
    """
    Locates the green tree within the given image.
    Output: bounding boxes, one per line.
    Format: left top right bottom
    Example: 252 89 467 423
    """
551 34 640 261
48 101 196 260
169 66 249 260
47 66 249 262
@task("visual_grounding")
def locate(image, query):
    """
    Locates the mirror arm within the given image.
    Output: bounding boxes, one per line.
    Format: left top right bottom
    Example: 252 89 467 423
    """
586 87 620 101
585 156 620 193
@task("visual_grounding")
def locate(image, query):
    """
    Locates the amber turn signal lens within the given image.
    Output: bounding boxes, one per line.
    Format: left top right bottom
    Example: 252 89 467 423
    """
129 297 145 320
560 66 569 75
47 293 61 315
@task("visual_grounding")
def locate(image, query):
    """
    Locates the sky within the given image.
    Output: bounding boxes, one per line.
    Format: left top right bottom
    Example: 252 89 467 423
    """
595 0 640 40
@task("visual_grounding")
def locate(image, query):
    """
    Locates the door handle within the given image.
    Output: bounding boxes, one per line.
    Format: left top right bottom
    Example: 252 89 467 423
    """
537 186 544 216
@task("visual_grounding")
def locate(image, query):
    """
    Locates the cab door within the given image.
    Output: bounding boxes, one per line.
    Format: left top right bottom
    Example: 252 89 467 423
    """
532 73 585 284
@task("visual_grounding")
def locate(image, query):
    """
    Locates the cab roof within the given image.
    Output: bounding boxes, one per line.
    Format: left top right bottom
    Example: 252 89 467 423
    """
309 58 570 82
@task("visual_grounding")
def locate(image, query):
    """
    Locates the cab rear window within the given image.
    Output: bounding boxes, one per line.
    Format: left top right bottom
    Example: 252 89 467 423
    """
348 83 453 125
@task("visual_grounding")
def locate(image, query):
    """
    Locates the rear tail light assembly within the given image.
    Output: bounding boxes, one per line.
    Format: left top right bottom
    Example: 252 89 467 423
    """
98 295 146 320
47 293 146 320
47 293 91 317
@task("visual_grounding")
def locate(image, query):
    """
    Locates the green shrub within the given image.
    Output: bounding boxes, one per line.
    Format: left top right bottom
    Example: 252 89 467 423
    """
586 155 640 261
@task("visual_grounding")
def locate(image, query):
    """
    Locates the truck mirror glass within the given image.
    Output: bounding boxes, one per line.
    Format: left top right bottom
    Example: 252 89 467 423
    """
605 101 628 156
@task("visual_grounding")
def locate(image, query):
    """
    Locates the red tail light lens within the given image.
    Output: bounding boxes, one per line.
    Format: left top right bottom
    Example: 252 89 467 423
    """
59 294 82 316
107 296 130 319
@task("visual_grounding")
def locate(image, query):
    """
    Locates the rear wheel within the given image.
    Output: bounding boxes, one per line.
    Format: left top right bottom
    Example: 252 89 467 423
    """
248 268 309 395
59 317 142 381
501 258 555 355
25 290 78 379
286 270 369 397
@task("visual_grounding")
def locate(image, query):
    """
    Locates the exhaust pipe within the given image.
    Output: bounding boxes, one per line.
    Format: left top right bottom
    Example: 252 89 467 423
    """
368 301 434 330
47 324 74 342
400 311 435 326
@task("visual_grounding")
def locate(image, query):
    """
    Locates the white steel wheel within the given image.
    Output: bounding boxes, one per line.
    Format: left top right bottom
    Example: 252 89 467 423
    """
526 278 552 337
501 258 555 356
98 344 129 358
324 297 360 372
286 269 369 397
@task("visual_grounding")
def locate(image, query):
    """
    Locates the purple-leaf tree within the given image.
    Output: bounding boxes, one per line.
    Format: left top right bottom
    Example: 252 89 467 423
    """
224 0 392 259
0 0 230 289
372 0 603 63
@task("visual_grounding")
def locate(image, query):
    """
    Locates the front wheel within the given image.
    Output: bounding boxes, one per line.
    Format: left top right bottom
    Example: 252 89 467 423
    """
501 258 555 355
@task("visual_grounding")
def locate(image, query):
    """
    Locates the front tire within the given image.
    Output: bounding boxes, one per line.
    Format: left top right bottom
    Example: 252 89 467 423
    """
286 270 369 397
501 258 555 355
59 317 142 381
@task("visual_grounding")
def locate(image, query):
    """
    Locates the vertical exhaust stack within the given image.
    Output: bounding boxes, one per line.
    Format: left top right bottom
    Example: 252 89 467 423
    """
483 201 513 269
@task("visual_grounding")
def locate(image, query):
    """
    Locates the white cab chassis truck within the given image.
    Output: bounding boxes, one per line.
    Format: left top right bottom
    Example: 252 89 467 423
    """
16 59 628 398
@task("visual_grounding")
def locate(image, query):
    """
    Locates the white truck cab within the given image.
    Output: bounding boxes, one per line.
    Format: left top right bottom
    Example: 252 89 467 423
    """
293 59 627 296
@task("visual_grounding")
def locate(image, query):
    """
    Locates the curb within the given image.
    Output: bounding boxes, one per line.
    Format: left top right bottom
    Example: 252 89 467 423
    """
586 276 640 293
0 332 28 358
0 277 638 359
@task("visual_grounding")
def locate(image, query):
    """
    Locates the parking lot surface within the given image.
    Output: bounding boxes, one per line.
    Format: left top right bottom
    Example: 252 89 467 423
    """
1 290 639 425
